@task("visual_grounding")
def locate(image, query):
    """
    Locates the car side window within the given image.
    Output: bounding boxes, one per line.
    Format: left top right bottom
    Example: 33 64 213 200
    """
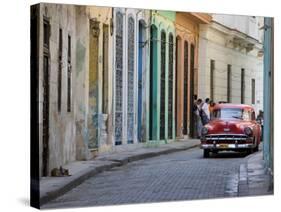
242 109 250 121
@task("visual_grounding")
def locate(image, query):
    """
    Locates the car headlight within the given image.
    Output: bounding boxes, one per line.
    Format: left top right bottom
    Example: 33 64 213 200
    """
244 127 253 136
201 127 209 135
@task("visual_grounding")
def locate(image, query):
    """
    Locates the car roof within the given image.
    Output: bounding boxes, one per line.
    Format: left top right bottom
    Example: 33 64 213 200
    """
213 103 254 110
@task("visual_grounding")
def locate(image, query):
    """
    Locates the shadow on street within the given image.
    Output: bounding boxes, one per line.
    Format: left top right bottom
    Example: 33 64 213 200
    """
207 151 250 159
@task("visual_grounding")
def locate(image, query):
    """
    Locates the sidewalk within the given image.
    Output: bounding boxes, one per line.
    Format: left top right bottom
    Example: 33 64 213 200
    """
40 139 200 206
238 150 273 197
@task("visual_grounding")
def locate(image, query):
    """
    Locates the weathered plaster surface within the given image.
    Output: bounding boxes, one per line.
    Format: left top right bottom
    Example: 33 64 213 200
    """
38 4 114 176
38 3 77 176
87 6 113 153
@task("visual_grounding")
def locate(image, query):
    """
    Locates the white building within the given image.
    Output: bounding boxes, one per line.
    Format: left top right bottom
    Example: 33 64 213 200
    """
198 14 264 113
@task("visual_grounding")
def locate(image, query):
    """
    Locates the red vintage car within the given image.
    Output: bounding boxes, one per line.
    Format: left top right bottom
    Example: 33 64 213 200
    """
200 104 261 158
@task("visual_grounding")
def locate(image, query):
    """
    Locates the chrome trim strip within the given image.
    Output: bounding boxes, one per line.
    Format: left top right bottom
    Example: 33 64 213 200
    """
205 134 247 137
205 137 248 141
204 134 250 141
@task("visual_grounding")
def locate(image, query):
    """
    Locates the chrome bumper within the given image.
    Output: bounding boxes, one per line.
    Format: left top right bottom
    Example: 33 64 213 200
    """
201 143 254 149
200 134 254 150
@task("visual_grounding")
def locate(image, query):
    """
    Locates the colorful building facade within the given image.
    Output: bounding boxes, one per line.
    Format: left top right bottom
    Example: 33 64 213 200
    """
149 10 176 143
86 6 114 154
174 12 211 138
32 3 265 177
112 8 150 146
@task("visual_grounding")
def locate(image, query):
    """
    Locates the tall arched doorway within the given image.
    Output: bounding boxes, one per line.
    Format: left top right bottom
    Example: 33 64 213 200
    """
189 44 195 138
138 20 145 142
127 16 135 144
183 41 189 135
149 25 158 140
160 30 166 140
114 12 124 145
168 33 174 139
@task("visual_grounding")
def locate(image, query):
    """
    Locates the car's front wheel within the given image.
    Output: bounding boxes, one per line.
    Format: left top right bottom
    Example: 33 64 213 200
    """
253 137 259 152
203 149 210 158
254 144 259 152
246 148 254 155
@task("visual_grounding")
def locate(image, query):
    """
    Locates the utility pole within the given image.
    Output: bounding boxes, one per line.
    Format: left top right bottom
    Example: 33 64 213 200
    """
263 17 274 177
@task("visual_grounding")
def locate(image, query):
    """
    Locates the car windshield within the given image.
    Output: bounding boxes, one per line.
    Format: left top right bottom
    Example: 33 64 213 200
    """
212 108 251 121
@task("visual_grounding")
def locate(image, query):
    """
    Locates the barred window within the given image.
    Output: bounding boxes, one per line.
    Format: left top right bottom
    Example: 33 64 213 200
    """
127 17 135 144
241 68 245 104
210 60 215 100
227 64 232 103
102 24 109 114
168 33 173 139
67 35 71 112
160 30 166 140
58 28 62 112
252 79 255 104
114 12 124 145
183 41 188 135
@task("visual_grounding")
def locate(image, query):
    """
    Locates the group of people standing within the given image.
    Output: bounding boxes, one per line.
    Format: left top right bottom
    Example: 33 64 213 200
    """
193 97 216 138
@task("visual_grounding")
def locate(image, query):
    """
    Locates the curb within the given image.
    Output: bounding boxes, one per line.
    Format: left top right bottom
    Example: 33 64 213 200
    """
126 144 200 163
40 161 120 206
238 163 249 196
237 150 271 197
40 143 199 206
238 151 260 196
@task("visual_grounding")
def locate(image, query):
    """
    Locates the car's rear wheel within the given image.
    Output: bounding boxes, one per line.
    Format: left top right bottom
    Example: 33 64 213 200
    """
203 149 210 158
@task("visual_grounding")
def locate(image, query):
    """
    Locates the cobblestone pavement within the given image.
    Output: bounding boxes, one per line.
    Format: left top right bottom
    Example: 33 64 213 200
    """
43 147 249 209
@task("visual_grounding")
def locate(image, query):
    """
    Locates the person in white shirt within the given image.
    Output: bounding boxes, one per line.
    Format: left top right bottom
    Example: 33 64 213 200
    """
201 98 210 123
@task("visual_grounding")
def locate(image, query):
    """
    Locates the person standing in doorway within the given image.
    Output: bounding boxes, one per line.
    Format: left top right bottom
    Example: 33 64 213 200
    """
195 99 203 138
257 110 264 141
192 95 198 137
201 98 210 125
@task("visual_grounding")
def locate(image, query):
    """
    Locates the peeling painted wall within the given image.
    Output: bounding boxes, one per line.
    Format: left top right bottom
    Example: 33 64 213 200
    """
38 3 77 176
37 4 116 177
74 6 91 161
87 7 113 153
37 4 116 176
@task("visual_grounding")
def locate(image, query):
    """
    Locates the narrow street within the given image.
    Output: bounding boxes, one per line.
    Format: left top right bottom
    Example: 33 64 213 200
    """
43 147 249 209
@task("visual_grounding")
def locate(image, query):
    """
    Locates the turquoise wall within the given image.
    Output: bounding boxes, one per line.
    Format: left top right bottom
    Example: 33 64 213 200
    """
263 17 273 173
158 11 176 21
149 11 176 142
